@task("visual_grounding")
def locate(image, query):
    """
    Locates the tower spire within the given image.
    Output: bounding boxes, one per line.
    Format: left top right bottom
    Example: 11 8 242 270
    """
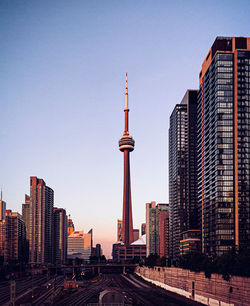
124 73 129 135
125 72 128 110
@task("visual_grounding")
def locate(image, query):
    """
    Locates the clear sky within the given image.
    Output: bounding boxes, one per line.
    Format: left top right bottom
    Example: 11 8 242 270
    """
0 0 249 257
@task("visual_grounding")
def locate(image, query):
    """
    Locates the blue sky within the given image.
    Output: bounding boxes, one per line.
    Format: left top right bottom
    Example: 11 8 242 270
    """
0 0 249 256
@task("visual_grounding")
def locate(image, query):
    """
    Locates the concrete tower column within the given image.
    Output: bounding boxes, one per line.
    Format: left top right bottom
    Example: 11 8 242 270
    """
119 74 135 245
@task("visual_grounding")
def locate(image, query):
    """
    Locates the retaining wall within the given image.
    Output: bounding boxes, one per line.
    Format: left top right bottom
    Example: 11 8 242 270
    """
136 266 250 306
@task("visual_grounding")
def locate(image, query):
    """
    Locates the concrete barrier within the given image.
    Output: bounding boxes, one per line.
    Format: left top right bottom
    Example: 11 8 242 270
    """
136 266 250 306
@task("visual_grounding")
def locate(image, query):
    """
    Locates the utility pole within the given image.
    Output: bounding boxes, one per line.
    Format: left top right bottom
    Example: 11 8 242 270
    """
10 274 16 306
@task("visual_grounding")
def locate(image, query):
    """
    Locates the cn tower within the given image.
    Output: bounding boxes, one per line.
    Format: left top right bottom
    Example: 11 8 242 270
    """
119 73 135 245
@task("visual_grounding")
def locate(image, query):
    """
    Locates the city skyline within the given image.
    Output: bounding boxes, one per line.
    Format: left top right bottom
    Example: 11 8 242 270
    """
1 1 250 257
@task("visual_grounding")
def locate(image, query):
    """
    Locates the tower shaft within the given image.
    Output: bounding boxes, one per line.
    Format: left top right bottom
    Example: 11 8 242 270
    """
122 150 134 245
119 73 135 245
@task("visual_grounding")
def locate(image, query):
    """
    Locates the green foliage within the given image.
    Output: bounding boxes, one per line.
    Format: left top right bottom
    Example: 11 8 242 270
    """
144 248 250 279
145 254 166 267
179 247 250 280
145 254 159 267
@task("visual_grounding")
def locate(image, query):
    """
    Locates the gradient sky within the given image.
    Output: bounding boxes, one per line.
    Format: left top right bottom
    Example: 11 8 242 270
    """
0 0 249 257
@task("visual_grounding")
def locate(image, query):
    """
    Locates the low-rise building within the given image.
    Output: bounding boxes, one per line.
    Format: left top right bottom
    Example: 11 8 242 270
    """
114 235 146 263
68 229 93 262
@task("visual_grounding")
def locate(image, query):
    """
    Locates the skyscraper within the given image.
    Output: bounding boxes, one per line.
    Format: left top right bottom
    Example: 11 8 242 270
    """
0 210 28 263
96 243 102 258
117 219 122 242
146 202 169 257
53 208 67 264
22 194 30 237
197 37 250 255
0 191 6 221
119 74 135 245
141 223 146 236
67 214 75 236
25 177 54 264
0 220 5 261
159 206 170 258
169 90 199 260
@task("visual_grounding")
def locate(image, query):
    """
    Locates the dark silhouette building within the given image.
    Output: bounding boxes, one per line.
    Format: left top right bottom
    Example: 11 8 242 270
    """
96 243 102 257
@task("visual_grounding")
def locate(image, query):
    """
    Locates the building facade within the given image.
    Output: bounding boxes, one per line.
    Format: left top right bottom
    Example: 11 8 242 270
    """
117 219 122 242
0 210 28 263
141 223 146 236
197 37 250 255
180 229 201 256
24 177 54 264
96 243 102 257
116 243 146 263
0 191 6 221
133 229 139 242
68 229 93 262
146 202 169 257
22 194 30 240
0 220 5 262
169 103 188 260
67 214 75 236
159 207 170 258
169 90 199 260
53 208 67 264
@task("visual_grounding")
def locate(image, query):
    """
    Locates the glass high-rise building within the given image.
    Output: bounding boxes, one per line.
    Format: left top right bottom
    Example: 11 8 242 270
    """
197 37 250 255
141 223 146 236
146 202 169 257
169 90 199 260
117 219 122 242
53 208 67 264
0 191 6 221
24 177 54 264
67 214 75 236
0 210 28 263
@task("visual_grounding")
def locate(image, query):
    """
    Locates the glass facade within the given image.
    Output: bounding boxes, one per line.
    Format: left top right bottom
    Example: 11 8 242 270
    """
197 37 250 255
53 208 67 264
27 177 54 264
146 203 169 257
198 52 235 255
237 51 250 247
169 104 188 260
169 90 199 260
